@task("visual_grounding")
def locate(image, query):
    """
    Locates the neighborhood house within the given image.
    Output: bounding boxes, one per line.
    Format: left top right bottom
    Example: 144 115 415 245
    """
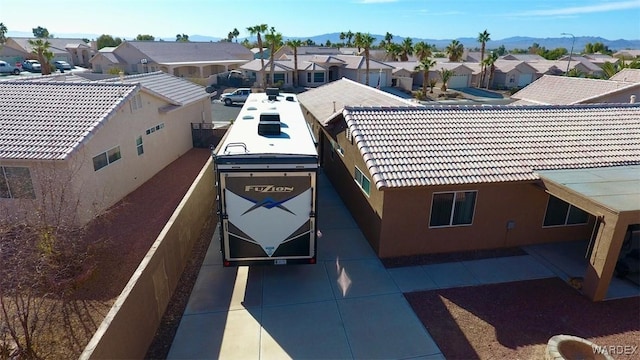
0 71 211 225
297 80 640 301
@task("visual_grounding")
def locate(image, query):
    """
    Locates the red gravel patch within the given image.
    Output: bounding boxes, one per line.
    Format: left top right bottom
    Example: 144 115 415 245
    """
405 278 640 360
73 147 212 301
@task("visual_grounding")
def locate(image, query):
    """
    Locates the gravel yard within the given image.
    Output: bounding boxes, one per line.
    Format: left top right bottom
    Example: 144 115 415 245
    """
406 277 640 360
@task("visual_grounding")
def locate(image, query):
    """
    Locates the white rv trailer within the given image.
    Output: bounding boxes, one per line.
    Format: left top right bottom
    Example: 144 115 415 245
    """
213 89 319 266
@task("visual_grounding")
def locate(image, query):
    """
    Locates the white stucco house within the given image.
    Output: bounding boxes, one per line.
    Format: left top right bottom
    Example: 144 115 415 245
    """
0 71 212 225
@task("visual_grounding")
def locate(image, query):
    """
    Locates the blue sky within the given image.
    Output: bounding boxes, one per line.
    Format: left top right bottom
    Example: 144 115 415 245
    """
3 0 639 40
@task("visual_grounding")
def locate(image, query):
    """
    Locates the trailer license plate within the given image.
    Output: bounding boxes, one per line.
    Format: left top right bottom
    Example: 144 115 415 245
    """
274 259 287 265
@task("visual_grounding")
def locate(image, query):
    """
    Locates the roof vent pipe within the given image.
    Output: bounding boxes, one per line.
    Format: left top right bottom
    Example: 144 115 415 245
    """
631 95 636 104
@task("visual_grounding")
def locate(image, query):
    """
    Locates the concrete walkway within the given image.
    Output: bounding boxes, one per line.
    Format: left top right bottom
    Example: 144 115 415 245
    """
168 173 558 359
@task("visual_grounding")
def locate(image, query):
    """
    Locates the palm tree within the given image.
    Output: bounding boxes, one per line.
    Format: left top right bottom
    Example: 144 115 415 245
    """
415 57 436 97
477 29 490 87
414 41 433 62
340 30 354 47
384 32 393 44
354 32 364 53
286 39 303 87
429 78 438 93
399 37 413 61
446 40 464 62
439 68 454 91
355 33 375 86
379 31 393 48
483 51 498 88
28 38 53 75
600 62 617 79
385 43 402 61
232 28 240 43
0 22 7 47
247 24 268 88
567 68 585 78
265 27 283 87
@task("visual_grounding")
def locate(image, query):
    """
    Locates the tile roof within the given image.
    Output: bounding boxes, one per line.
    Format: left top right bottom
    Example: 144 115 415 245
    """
297 78 421 125
9 71 209 106
9 37 90 55
501 54 546 62
524 61 564 75
510 75 640 105
240 59 294 72
340 104 640 189
97 71 209 106
493 60 537 74
122 41 253 63
0 81 138 160
610 69 640 83
96 51 124 64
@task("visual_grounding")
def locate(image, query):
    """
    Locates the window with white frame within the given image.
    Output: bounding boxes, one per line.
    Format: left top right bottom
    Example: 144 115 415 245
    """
354 167 370 195
430 191 477 227
136 136 144 156
313 72 325 82
93 146 122 171
273 73 285 83
543 196 589 227
0 166 35 199
307 72 312 83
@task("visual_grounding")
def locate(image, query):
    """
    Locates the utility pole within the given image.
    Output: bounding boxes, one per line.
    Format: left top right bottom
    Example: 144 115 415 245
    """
561 33 575 76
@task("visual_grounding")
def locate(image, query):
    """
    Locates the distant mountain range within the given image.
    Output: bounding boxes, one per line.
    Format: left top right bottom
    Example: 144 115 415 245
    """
278 34 640 52
7 30 640 51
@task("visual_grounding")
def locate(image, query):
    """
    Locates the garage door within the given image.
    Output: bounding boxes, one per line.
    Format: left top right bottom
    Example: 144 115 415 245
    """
448 74 469 89
368 71 387 88
518 73 533 87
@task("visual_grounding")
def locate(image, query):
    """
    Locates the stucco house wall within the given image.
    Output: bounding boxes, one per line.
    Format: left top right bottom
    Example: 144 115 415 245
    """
378 182 594 258
73 92 207 220
4 91 209 225
318 119 595 258
319 129 384 252
1 73 212 226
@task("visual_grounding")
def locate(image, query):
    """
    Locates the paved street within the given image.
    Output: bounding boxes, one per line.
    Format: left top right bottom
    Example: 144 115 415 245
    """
211 99 241 128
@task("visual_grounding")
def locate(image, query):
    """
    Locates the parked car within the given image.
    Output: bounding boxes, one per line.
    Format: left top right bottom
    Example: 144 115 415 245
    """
22 59 42 72
54 60 72 71
220 88 251 106
0 60 21 75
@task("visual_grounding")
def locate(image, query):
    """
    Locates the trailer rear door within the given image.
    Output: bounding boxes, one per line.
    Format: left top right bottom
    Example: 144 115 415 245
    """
219 171 317 265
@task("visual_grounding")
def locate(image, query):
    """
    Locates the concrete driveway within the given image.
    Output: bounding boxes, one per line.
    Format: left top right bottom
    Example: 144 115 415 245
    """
165 168 597 358
167 172 444 359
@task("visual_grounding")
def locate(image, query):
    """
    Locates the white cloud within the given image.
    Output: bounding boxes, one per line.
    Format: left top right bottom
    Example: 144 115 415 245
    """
517 0 640 16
